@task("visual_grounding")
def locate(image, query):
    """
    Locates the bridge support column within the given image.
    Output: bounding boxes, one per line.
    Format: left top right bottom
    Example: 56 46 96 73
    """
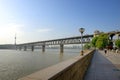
15 46 17 50
42 45 45 52
15 45 17 50
31 46 34 51
60 44 64 53
19 46 22 50
116 34 120 39
24 46 27 51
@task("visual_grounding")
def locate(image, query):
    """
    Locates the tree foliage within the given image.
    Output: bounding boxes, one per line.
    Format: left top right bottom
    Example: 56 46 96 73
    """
115 39 120 48
91 33 109 49
84 43 91 49
91 37 98 47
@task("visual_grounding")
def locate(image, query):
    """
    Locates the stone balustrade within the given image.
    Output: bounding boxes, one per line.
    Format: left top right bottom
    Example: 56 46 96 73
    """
19 50 95 80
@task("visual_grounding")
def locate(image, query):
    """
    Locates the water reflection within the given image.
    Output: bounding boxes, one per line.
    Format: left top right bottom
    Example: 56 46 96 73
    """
59 52 64 61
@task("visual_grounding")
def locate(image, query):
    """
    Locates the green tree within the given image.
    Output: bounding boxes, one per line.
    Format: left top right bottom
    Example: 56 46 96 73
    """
115 39 120 49
91 37 98 47
91 33 109 49
84 43 91 49
95 33 109 49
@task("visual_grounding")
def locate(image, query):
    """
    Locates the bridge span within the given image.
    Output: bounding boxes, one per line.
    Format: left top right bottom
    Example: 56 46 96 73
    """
17 34 93 53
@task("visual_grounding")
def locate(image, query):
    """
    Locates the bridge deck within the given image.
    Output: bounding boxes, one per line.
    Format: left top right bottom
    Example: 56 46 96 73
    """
84 50 120 80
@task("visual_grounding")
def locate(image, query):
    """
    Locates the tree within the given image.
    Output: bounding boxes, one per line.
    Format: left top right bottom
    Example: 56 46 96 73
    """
91 33 109 49
115 39 120 49
84 43 91 49
95 33 109 49
107 40 113 50
91 37 98 47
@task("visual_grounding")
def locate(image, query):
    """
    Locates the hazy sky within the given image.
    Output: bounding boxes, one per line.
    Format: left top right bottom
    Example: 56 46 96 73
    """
0 0 120 44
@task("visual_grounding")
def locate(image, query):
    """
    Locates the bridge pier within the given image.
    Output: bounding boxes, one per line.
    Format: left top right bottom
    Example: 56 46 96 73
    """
19 46 22 50
15 45 17 50
60 44 64 53
24 46 27 51
42 45 45 52
116 33 120 39
31 45 34 51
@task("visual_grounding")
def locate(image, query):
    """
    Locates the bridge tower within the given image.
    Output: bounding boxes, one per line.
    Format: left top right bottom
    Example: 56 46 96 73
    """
15 33 16 45
14 33 17 49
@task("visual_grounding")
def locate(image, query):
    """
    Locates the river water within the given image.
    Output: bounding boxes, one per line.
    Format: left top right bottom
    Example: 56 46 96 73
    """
0 49 80 80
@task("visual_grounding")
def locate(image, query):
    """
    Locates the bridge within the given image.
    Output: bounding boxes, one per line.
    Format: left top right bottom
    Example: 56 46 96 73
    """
17 34 93 53
16 31 120 53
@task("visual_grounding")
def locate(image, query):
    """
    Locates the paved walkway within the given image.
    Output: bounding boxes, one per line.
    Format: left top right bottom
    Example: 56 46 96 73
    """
84 50 120 80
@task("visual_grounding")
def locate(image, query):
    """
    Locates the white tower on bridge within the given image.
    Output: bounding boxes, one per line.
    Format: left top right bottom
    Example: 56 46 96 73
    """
14 33 16 46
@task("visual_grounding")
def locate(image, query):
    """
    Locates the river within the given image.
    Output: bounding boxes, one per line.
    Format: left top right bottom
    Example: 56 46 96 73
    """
0 49 80 80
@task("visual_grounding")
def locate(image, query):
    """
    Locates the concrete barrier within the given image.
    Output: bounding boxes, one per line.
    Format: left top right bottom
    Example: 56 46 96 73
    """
19 50 95 80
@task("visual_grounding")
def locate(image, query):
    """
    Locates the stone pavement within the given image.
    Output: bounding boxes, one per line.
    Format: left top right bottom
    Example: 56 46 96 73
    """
84 50 120 80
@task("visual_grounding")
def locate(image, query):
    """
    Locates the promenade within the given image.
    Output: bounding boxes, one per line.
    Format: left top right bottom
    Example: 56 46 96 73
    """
84 50 120 80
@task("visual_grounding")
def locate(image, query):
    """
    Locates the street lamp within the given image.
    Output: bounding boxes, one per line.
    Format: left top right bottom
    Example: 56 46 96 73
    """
79 28 85 55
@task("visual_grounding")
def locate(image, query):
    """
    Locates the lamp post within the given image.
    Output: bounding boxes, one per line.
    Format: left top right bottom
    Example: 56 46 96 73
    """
79 28 85 55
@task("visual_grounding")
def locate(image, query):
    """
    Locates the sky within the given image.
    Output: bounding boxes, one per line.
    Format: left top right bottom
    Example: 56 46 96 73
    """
0 0 120 44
